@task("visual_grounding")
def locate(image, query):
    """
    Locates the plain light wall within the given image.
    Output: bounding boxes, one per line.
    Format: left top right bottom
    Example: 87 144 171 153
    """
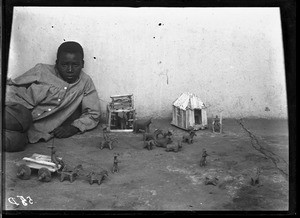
7 7 288 119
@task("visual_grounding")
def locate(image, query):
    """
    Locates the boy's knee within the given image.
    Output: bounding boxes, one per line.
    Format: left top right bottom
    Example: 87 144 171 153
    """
3 102 32 152
4 102 32 131
4 130 28 152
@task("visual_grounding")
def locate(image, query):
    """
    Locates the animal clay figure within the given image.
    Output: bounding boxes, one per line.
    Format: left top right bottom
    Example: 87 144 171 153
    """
144 139 157 150
87 170 108 185
204 177 219 186
155 136 173 148
199 149 209 167
112 154 120 173
162 130 173 139
182 129 197 144
140 129 163 141
133 118 152 133
60 164 83 183
251 167 262 186
99 127 118 150
165 140 182 152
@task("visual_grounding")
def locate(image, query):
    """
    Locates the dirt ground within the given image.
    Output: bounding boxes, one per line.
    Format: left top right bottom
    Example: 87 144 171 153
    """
3 118 289 211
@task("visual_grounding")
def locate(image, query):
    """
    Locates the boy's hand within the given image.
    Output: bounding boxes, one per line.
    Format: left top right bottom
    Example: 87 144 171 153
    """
52 125 79 138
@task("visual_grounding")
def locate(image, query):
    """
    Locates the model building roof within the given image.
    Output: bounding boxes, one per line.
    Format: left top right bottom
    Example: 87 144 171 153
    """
173 92 206 110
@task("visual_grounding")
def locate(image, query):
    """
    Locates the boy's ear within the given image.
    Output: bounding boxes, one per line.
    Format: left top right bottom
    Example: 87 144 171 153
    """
82 60 85 68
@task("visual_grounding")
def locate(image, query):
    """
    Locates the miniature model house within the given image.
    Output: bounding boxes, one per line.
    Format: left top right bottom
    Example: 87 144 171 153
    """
171 92 207 130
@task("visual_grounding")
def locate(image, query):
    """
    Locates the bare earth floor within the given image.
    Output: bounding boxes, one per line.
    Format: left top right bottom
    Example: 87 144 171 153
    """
3 118 289 211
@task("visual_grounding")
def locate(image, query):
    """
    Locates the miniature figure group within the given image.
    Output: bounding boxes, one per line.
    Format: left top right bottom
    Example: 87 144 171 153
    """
17 144 120 185
140 126 197 153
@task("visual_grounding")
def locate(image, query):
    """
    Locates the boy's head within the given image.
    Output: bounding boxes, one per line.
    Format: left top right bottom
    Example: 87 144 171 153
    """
55 41 85 84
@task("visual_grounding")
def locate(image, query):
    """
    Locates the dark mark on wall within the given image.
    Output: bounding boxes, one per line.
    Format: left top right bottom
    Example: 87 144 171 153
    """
94 57 96 59
153 37 156 39
52 26 54 28
63 39 66 41
265 107 270 111
158 23 162 26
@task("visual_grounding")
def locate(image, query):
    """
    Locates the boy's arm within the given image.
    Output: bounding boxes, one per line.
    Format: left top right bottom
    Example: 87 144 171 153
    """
71 78 101 132
52 77 101 139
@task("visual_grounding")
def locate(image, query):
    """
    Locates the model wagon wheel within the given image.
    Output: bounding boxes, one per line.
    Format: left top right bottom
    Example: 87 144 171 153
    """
16 164 31 180
38 168 51 182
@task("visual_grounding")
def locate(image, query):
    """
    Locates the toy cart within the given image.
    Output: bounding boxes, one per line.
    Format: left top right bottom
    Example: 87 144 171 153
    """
16 153 63 182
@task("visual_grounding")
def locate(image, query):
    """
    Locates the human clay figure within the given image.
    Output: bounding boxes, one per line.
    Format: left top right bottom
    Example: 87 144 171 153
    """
200 149 209 167
112 154 120 173
212 115 221 133
4 41 101 152
48 146 63 169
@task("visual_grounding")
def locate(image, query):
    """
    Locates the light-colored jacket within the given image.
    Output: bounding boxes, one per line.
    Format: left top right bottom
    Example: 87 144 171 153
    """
6 63 101 143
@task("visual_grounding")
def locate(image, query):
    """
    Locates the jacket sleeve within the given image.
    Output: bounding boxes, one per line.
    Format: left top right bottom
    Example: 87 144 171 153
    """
71 77 101 132
5 64 45 108
7 64 42 86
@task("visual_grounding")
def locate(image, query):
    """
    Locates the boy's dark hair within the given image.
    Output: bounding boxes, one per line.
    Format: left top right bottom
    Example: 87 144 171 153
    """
57 41 84 59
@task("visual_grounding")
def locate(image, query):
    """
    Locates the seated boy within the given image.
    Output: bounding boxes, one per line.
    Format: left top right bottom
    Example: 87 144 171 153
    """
4 41 101 152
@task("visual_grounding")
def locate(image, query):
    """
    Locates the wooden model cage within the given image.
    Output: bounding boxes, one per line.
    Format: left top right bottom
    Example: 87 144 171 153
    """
107 94 135 132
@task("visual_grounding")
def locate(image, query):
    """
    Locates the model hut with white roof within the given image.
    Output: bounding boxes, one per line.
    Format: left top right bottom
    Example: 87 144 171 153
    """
171 92 207 130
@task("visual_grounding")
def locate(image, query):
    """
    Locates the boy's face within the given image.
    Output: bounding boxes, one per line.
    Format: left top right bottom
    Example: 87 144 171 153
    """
56 52 84 84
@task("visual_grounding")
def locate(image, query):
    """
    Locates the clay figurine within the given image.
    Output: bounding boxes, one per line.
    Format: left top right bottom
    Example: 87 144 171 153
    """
165 140 182 152
112 153 120 173
99 127 118 150
141 129 163 141
133 118 152 133
251 167 262 186
162 130 173 139
204 177 219 186
87 170 108 185
155 136 173 148
199 149 209 167
212 115 222 133
60 164 83 183
182 129 197 144
48 144 64 170
144 139 157 150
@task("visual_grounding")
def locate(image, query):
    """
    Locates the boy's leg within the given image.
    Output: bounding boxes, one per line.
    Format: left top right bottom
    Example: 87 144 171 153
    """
3 102 32 152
